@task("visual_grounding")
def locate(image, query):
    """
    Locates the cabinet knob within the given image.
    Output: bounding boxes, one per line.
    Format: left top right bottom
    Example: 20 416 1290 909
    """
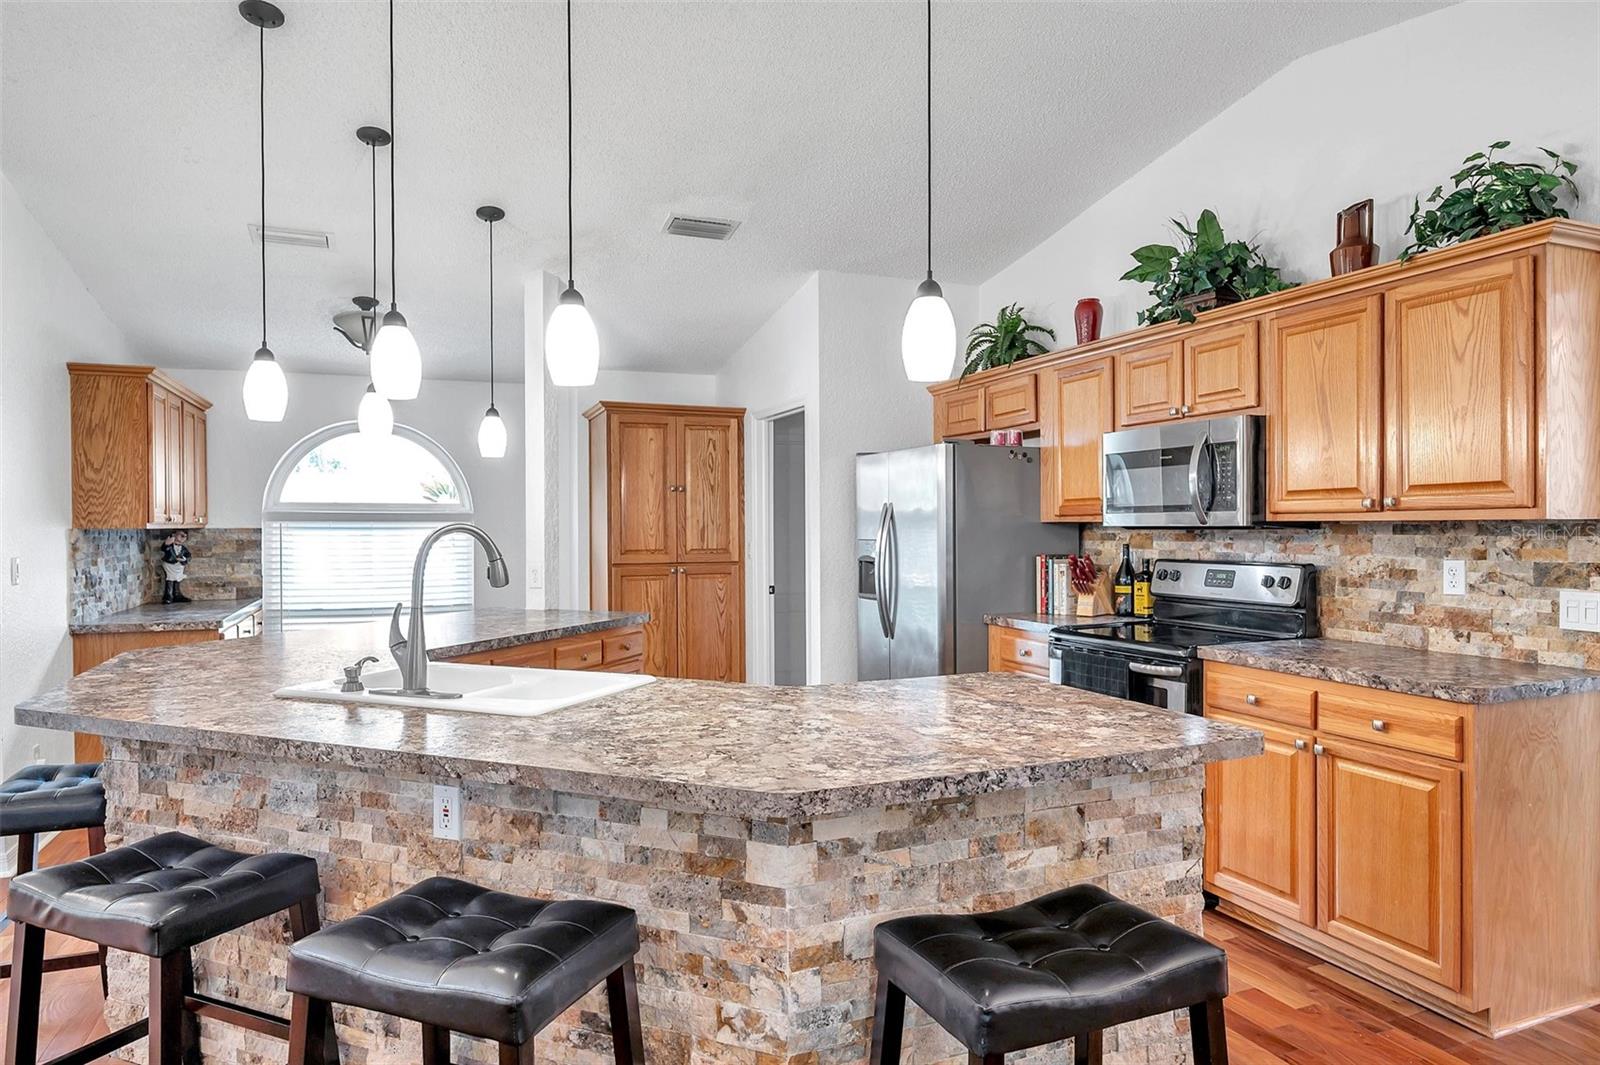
1361 497 1374 510
1293 738 1306 750
1371 719 1386 732
1180 404 1192 415
1167 406 1179 416
1018 647 1033 658
1382 496 1397 507
1245 693 1259 706
1312 743 1325 756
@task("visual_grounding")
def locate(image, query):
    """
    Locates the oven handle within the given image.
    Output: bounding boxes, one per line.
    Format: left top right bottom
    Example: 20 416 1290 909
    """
1188 430 1214 526
1128 661 1186 678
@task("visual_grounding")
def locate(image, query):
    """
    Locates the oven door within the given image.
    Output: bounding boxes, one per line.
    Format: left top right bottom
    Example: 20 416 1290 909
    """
1101 415 1258 527
1049 641 1199 714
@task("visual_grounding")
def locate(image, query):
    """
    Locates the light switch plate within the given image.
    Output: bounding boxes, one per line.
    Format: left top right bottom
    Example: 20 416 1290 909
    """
1559 589 1600 633
432 783 463 841
1442 559 1467 596
9 558 19 586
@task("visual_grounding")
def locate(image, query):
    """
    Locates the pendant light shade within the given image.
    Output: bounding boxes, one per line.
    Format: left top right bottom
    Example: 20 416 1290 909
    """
243 346 288 422
477 407 508 459
372 0 421 400
358 383 394 438
476 205 509 458
900 0 955 383
545 0 598 387
239 1 286 421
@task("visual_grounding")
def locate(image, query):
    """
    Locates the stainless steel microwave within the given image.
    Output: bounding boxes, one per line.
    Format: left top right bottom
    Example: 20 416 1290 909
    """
1101 414 1264 527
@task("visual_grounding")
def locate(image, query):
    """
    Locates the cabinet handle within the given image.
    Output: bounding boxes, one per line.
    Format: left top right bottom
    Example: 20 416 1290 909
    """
1312 743 1325 756
1293 738 1306 750
1018 647 1033 658
1361 497 1374 510
1382 496 1397 507
1167 406 1179 416
1180 404 1192 415
1245 693 1259 706
1371 719 1386 732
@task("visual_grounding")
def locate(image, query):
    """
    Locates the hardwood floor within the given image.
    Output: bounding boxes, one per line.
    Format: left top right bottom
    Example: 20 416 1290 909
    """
4 831 1598 1063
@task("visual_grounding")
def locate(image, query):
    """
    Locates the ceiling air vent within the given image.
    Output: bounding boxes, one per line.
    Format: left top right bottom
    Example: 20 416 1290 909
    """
248 224 332 249
663 214 740 241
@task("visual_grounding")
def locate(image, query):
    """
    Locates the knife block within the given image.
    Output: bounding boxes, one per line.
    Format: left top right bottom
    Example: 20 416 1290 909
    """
1077 572 1115 617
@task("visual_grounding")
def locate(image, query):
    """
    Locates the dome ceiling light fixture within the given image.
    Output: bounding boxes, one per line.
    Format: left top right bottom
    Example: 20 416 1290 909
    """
354 126 394 439
475 205 508 459
239 0 288 422
368 0 422 400
544 0 599 388
899 0 957 383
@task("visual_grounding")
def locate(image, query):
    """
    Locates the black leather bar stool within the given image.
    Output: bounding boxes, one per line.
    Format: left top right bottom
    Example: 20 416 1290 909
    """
4 830 337 1065
869 884 1229 1065
0 763 107 988
286 877 645 1065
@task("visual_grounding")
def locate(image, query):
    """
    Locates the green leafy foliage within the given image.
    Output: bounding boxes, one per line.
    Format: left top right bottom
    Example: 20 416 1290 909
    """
1401 142 1580 260
1120 210 1294 325
961 303 1057 378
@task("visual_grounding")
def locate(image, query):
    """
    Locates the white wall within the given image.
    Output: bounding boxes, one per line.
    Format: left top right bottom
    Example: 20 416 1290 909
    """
981 1 1600 341
162 367 527 611
0 172 136 868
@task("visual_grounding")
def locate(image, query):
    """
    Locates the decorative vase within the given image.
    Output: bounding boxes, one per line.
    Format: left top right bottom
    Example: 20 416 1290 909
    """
1074 298 1102 344
1330 199 1378 276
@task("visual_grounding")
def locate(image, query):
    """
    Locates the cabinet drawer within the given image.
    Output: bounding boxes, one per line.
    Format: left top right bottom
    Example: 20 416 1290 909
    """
555 636 605 670
1204 664 1315 728
988 626 1048 676
492 642 557 669
985 373 1039 430
603 628 645 664
1317 689 1463 761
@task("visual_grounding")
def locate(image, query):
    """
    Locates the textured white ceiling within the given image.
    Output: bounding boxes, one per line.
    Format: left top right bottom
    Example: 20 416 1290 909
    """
1 1 1440 380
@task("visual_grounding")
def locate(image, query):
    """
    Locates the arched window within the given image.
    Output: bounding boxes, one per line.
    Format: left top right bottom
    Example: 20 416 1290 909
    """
262 423 476 627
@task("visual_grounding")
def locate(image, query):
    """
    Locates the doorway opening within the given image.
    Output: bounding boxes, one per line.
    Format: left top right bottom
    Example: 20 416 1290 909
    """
769 410 808 685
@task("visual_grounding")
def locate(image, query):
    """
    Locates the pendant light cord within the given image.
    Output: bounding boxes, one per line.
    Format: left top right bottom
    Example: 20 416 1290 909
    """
565 0 574 288
388 0 398 304
488 219 496 407
258 26 268 347
924 0 932 281
370 143 378 309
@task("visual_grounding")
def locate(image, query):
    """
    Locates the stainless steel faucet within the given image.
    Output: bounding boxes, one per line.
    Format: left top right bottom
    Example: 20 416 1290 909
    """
382 523 511 696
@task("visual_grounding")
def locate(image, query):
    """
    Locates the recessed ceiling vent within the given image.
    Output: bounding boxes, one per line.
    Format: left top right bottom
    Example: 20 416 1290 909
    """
663 214 740 241
248 224 332 249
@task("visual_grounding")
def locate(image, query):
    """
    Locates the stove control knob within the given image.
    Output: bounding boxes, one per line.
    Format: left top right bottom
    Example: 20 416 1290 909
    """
1260 575 1275 588
1277 576 1293 590
1156 569 1169 581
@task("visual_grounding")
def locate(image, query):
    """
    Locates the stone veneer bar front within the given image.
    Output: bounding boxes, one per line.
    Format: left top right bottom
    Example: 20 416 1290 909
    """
16 615 1260 1065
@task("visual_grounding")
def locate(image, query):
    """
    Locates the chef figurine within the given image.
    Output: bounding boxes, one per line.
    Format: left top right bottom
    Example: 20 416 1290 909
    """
160 530 192 604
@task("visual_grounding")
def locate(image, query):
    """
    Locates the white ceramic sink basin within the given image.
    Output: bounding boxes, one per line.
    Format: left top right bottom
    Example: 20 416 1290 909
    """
274 662 655 717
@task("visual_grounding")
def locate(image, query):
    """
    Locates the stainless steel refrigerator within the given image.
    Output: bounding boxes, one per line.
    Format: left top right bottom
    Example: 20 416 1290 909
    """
856 443 1080 680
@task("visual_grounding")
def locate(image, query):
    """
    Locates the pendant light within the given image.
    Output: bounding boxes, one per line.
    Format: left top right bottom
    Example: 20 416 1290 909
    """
476 205 508 458
544 0 599 387
900 0 956 383
356 125 395 438
239 1 288 421
369 0 422 400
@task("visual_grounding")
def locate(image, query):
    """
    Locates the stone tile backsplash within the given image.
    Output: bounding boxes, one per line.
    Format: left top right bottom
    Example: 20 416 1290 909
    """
1081 521 1600 669
70 527 262 622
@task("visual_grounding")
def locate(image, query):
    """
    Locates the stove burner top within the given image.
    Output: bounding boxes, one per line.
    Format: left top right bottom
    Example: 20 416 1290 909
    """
1051 620 1271 657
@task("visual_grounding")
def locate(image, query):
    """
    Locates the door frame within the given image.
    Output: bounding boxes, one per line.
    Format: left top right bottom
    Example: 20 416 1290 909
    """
748 402 815 685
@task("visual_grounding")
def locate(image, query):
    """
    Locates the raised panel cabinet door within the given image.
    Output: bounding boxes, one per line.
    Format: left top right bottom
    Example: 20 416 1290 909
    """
609 410 678 563
1266 295 1384 517
1115 340 1183 426
611 565 678 677
1384 253 1535 511
933 385 985 440
148 384 170 524
1184 320 1260 416
677 563 743 682
1316 737 1463 990
181 403 201 525
1041 356 1113 521
984 373 1039 430
677 413 742 563
1203 710 1316 927
164 392 185 527
193 413 208 525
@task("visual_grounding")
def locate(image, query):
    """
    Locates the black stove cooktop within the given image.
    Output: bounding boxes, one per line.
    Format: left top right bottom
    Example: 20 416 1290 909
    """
1052 620 1271 657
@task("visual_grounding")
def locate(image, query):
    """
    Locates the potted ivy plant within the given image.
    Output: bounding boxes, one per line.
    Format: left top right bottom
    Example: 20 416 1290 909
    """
960 304 1056 378
1121 209 1293 325
1400 141 1580 260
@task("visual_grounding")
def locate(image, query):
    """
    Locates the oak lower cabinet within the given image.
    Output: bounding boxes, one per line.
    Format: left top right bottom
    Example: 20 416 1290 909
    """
71 363 211 529
607 563 743 682
985 624 1048 678
443 625 645 674
1203 662 1600 1036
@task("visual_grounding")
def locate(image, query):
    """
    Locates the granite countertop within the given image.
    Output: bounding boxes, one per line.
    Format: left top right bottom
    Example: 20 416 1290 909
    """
70 598 263 635
17 618 1261 819
1200 638 1600 704
985 611 1120 634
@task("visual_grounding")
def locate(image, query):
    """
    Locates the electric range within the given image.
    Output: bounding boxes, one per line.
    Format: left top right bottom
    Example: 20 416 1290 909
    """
1047 559 1318 714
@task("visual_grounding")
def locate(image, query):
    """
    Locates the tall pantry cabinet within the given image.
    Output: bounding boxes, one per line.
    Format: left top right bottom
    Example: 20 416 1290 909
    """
586 402 746 681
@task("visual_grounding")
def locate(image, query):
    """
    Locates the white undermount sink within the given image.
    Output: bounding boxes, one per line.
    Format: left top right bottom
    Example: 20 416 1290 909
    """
274 662 655 717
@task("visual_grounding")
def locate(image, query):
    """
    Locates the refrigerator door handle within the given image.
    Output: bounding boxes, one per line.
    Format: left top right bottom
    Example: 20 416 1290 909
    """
885 503 899 639
874 502 892 638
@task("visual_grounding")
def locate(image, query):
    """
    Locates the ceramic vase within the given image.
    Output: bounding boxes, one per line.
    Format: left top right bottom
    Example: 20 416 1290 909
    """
1074 298 1102 344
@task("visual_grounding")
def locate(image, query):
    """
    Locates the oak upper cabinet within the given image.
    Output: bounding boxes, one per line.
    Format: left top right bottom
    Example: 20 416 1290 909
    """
1266 295 1384 517
984 372 1040 431
71 364 210 529
1040 356 1113 521
1183 320 1259 416
1203 709 1316 926
588 402 746 682
1114 340 1183 426
932 382 987 440
1317 737 1462 989
1383 254 1535 512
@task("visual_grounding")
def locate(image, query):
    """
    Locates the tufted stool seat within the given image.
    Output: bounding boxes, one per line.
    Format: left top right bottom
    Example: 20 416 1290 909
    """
287 877 645 1065
0 762 105 836
5 831 335 1065
870 884 1229 1065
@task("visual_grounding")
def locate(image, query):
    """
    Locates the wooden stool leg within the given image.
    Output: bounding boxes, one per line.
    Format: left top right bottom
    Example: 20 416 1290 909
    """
287 898 340 1064
289 993 336 1065
605 963 645 1065
1189 997 1229 1065
1073 1030 1103 1065
421 1023 451 1065
13 832 36 878
86 825 106 856
498 1041 534 1065
869 971 905 1065
966 1055 1003 1065
149 953 187 1065
4 922 45 1065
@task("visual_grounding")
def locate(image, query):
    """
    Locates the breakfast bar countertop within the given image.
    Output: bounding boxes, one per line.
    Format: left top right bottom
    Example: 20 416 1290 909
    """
1200 637 1600 703
69 597 264 635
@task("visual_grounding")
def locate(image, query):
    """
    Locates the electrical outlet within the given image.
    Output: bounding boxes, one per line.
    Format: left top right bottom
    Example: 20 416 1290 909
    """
432 783 463 841
1559 589 1600 633
528 564 543 589
31 744 41 764
1442 559 1467 596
